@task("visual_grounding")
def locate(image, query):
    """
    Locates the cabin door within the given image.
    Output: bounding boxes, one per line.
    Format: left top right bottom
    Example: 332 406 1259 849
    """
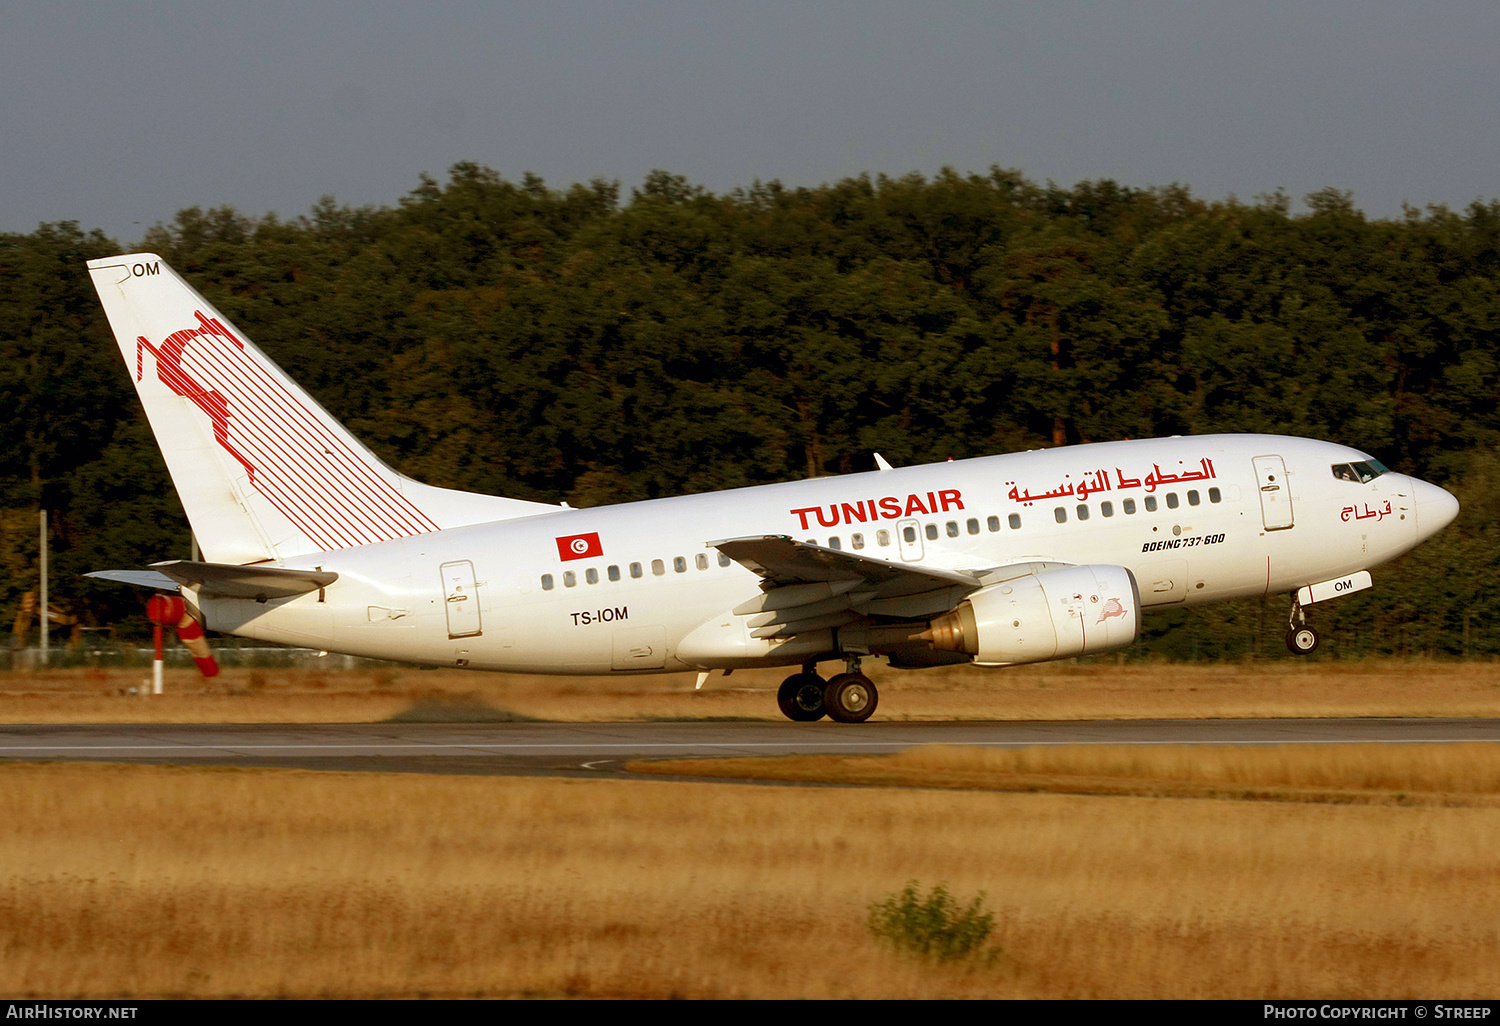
440 560 483 638
1252 455 1295 531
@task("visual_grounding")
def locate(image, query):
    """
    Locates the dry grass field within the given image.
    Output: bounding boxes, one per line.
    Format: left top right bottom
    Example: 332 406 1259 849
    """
636 740 1500 805
3 748 1500 998
3 657 1500 723
4 659 1500 997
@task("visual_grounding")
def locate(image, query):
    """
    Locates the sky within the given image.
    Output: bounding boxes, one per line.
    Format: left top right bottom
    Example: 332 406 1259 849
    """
5 1 1499 247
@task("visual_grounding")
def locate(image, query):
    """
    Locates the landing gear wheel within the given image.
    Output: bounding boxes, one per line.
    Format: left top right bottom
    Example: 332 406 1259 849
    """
823 673 878 723
777 673 827 721
1286 626 1320 655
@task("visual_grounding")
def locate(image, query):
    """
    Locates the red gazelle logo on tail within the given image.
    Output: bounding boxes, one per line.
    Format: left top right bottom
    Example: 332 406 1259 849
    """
137 312 256 480
133 310 440 551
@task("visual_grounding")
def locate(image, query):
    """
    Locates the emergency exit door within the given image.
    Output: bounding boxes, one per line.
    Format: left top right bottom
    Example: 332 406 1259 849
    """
897 518 924 561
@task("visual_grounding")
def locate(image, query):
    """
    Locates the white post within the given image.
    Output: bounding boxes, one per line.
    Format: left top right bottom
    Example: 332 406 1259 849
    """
152 619 164 696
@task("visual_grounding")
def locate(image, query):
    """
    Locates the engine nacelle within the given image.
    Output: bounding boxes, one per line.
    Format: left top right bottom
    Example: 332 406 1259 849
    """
919 564 1140 666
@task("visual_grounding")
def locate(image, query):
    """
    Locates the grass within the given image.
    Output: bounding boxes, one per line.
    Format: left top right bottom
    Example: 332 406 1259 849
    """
5 659 1500 997
632 741 1500 806
4 746 1500 997
3 657 1500 723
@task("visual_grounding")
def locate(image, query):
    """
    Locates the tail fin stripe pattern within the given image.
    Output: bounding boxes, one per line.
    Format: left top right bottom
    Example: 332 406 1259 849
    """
184 315 439 544
142 324 371 547
186 318 433 544
159 319 402 549
145 311 441 550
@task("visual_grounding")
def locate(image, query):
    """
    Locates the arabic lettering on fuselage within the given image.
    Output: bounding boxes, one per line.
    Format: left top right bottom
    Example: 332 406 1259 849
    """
1005 458 1218 507
1341 500 1393 523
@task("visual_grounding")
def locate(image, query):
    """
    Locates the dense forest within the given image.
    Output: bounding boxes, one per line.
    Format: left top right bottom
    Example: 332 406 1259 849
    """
2 164 1497 658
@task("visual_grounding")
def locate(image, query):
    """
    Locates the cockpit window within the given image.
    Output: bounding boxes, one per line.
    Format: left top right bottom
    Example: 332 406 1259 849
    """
1331 460 1389 484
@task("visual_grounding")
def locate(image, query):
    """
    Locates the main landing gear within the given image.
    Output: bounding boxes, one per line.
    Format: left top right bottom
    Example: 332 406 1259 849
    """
776 658 879 723
1285 598 1320 655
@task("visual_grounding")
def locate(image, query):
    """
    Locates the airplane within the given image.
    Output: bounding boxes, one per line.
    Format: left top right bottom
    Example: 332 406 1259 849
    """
85 253 1461 722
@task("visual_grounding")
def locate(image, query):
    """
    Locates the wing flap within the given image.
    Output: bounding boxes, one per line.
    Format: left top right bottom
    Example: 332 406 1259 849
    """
711 535 984 642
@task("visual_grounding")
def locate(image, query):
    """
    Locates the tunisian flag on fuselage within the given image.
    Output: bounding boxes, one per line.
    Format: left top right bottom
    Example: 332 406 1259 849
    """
556 532 603 561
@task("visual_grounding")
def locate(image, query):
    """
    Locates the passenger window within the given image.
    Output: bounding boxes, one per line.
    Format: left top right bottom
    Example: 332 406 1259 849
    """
946 521 959 538
541 574 554 591
695 553 708 570
903 526 917 543
925 524 938 540
651 559 665 576
585 568 599 584
851 533 865 550
1076 504 1090 521
1124 498 1137 515
1100 501 1113 518
987 515 1000 532
718 552 731 567
828 537 842 550
1167 493 1180 509
1209 487 1221 503
607 565 621 582
564 571 577 588
673 556 687 573
1187 490 1200 506
877 530 891 546
967 518 980 535
1008 513 1021 529
1055 507 1067 523
630 562 643 578
1145 496 1158 512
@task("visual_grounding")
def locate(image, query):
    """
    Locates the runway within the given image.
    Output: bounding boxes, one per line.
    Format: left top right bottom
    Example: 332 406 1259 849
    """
1 717 1498 777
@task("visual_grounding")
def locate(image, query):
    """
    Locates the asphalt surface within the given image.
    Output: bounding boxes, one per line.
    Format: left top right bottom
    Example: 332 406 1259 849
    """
0 717 1497 777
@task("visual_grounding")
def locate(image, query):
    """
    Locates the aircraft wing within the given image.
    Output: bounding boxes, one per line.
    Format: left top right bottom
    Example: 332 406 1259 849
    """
88 560 338 600
710 535 983 638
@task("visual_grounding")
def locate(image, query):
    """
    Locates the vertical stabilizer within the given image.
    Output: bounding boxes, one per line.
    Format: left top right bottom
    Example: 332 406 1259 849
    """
88 254 555 564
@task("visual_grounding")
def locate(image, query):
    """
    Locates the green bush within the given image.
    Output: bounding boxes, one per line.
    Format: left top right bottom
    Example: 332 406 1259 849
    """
867 881 1000 963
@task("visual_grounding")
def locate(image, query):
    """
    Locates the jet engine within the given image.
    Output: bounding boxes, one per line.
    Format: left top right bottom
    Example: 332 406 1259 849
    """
917 564 1140 666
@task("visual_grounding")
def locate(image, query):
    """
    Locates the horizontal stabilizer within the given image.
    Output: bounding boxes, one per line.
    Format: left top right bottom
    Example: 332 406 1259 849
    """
152 560 338 599
85 570 180 590
90 561 337 600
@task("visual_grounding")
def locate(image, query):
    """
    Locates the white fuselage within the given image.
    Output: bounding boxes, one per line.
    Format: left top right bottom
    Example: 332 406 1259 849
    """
197 434 1448 674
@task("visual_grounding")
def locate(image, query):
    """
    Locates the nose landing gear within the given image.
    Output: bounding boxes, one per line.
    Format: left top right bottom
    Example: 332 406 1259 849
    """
1285 599 1320 655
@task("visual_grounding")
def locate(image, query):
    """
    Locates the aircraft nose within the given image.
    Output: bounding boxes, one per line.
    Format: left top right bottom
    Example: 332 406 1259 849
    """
1412 478 1460 537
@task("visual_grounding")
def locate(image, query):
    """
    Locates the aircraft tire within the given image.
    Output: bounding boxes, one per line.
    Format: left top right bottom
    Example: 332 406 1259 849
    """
824 673 878 723
1286 626 1320 655
778 673 827 721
